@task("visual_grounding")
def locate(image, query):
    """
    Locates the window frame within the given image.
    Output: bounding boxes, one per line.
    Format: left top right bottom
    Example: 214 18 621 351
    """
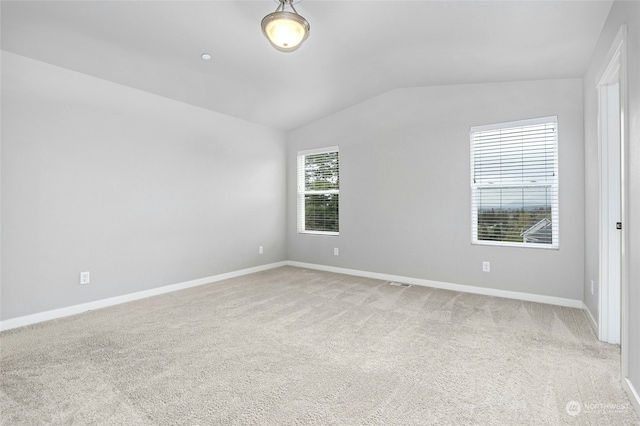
470 116 559 249
297 146 340 236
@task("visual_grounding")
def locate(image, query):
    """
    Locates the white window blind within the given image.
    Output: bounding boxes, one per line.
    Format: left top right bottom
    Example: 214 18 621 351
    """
297 147 339 235
470 116 559 248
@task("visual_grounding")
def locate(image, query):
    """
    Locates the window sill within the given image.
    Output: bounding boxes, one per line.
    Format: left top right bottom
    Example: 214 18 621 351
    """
299 231 339 236
472 240 559 250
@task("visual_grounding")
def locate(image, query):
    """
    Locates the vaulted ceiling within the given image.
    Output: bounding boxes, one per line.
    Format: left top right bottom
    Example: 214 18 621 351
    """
1 1 613 131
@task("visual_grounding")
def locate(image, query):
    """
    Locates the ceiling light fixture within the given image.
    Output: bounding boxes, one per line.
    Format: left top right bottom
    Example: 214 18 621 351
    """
261 0 310 53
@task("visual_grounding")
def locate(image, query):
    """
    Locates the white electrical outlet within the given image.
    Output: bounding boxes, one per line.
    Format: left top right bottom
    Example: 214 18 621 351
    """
482 261 490 272
80 271 90 285
259 246 264 254
334 248 339 256
591 280 594 295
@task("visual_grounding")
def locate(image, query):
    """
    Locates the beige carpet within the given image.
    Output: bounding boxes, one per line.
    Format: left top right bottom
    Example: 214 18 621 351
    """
1 266 638 425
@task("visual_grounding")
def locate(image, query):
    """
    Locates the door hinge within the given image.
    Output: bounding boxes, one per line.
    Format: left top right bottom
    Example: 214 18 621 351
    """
616 222 622 230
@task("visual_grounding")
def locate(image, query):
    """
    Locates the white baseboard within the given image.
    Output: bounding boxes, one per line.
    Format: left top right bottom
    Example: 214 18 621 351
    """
286 261 583 309
623 377 640 419
0 261 287 332
583 302 599 334
0 260 586 331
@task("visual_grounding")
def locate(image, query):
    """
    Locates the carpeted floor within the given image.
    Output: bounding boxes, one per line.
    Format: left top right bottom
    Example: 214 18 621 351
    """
1 266 638 425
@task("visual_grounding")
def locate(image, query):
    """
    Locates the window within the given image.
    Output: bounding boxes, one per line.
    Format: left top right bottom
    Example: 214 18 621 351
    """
297 147 339 234
470 116 559 249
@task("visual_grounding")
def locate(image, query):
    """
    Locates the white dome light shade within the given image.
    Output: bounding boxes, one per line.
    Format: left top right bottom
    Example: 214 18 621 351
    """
261 3 310 53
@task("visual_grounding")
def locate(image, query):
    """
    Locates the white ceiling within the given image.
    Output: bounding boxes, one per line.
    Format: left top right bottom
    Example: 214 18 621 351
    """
1 1 613 131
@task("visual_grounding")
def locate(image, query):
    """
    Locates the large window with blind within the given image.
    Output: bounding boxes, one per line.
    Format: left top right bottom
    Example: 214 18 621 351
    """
470 116 559 249
297 147 339 235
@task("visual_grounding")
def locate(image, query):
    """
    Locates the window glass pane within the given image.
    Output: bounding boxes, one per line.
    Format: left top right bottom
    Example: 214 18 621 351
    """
473 123 556 185
304 152 339 191
304 194 339 232
476 187 553 244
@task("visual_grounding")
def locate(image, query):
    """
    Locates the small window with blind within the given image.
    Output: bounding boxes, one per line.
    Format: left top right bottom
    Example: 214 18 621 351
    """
297 147 339 235
470 116 559 249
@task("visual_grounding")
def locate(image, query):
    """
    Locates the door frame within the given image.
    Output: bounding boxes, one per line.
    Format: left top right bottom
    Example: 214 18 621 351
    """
595 23 627 361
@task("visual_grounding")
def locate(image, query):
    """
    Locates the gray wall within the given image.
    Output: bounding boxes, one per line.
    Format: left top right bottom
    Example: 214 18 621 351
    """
287 79 585 301
1 52 287 320
583 0 640 405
